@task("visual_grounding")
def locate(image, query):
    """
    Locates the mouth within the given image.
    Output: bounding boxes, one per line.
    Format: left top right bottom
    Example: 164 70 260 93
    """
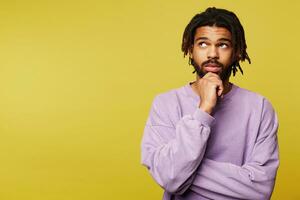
204 64 221 73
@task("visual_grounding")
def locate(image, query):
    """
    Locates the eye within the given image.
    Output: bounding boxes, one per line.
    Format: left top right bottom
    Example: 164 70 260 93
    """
219 43 229 49
198 42 207 48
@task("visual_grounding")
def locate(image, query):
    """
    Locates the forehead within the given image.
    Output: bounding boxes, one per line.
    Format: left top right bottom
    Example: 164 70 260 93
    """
194 26 232 41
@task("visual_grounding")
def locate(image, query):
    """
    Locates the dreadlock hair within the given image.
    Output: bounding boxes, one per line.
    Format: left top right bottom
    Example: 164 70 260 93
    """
181 7 251 76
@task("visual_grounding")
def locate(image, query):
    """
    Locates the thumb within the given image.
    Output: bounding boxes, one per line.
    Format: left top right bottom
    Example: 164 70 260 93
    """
217 84 224 97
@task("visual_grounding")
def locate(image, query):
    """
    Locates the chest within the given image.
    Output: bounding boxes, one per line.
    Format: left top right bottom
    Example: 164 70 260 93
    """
204 104 260 165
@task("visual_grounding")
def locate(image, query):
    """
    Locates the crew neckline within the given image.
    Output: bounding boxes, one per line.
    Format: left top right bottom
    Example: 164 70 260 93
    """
185 81 238 102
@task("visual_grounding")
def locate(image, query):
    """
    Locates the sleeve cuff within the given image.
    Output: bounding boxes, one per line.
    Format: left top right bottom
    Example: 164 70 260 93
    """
192 108 215 127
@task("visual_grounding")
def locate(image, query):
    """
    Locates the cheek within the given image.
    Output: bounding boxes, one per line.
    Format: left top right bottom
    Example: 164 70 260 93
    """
221 51 234 63
192 51 206 62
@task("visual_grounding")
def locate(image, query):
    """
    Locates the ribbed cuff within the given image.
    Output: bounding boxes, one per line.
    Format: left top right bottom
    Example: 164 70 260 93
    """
192 108 215 127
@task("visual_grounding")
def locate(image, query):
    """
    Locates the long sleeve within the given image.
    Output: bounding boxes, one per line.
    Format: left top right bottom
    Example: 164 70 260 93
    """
141 95 214 194
189 98 279 200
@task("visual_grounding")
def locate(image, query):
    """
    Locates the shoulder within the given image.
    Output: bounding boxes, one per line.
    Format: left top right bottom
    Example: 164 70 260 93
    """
152 85 187 107
234 85 277 121
148 85 187 127
234 85 273 106
234 85 264 102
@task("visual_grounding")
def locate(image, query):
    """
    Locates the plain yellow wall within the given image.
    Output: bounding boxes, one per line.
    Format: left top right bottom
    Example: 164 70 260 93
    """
0 0 299 199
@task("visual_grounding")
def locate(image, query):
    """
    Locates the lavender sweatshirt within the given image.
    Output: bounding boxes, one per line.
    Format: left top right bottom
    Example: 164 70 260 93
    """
141 82 279 200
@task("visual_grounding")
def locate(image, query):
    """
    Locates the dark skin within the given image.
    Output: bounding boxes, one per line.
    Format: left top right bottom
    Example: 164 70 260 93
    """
189 26 235 115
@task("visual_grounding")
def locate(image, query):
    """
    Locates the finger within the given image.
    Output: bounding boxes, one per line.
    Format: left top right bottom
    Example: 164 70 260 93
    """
204 73 222 81
216 80 224 97
217 86 223 97
204 72 220 78
206 76 222 83
206 76 223 86
206 78 223 97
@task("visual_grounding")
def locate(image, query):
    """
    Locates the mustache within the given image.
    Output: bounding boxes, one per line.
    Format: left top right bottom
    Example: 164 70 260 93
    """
201 59 224 68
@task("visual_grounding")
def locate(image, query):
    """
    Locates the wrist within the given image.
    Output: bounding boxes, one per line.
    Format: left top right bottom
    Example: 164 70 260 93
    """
198 103 213 115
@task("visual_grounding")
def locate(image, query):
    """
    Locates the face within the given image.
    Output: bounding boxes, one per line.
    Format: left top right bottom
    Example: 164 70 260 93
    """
190 26 234 81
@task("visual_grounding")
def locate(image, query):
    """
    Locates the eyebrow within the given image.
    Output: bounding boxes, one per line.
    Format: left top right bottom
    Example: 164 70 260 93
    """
195 37 232 43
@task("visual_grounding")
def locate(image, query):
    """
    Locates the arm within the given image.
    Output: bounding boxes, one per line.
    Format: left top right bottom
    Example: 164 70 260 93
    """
141 95 214 194
190 99 279 200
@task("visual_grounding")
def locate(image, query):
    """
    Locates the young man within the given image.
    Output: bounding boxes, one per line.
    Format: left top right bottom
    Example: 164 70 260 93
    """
141 7 279 200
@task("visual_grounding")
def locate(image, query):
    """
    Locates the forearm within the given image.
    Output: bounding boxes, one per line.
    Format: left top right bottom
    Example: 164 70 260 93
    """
188 98 280 199
141 108 214 194
190 158 278 200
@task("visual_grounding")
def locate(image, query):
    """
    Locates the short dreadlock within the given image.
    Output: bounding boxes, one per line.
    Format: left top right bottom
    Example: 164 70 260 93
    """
181 7 251 76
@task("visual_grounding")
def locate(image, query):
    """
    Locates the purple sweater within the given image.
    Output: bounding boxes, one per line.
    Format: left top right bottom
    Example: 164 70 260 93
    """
141 82 279 200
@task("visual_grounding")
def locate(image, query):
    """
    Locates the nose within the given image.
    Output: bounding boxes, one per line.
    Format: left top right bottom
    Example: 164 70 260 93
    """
207 46 219 59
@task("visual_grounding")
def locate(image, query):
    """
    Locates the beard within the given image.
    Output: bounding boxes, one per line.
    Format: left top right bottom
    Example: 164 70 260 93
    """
191 59 232 81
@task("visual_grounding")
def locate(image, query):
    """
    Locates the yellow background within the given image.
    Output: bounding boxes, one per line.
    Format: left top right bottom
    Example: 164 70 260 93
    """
0 0 299 199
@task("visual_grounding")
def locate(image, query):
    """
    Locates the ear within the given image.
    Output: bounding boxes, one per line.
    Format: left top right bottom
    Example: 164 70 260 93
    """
188 45 194 59
232 51 241 62
236 53 241 60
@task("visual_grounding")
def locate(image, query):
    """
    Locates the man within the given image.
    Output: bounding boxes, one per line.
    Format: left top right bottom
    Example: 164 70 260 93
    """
141 7 279 200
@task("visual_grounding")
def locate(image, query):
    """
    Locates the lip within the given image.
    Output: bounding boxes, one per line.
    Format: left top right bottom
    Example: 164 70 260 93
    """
204 65 221 73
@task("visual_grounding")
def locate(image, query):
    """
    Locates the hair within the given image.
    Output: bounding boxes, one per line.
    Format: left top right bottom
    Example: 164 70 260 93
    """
181 7 251 76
